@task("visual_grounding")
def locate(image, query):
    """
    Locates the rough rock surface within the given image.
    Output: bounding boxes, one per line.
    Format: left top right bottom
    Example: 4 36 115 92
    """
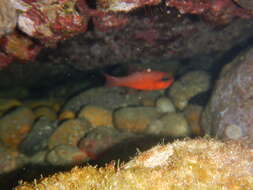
63 87 162 112
19 118 57 156
0 13 253 88
48 119 90 149
0 106 35 149
46 144 89 166
168 70 211 110
14 138 253 190
234 0 253 10
201 47 253 143
113 106 161 133
0 0 17 37
147 112 190 137
51 17 253 71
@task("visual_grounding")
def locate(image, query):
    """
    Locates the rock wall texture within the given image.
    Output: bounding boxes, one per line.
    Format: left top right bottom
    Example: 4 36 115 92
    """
202 47 253 144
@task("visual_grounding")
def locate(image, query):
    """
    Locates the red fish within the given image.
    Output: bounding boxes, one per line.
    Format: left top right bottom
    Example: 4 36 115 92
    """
104 69 174 90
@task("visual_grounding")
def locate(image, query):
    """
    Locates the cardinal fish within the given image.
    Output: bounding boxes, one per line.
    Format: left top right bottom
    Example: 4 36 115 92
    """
103 69 174 90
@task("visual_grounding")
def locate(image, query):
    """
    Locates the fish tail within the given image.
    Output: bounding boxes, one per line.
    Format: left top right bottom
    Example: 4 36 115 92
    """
103 72 120 87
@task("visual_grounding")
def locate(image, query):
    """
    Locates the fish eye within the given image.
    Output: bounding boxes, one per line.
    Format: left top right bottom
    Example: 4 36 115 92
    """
161 77 169 81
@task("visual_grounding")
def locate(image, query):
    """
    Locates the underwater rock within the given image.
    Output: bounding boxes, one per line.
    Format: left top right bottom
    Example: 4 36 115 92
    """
24 98 63 113
48 119 90 149
62 87 163 112
58 110 76 121
33 106 57 121
183 104 204 136
0 145 27 174
167 70 211 110
96 0 161 12
78 127 133 160
15 138 253 190
78 105 113 128
46 144 89 166
0 0 17 37
0 98 22 116
155 96 175 113
147 112 190 137
28 150 47 165
19 118 58 156
0 106 35 149
113 106 161 133
201 47 253 143
234 0 253 10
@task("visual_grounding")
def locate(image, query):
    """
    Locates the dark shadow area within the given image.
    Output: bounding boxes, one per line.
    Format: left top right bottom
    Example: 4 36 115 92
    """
211 33 253 80
87 134 178 166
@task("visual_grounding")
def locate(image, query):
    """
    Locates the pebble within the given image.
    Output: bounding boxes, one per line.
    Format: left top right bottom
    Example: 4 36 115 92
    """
28 150 47 165
147 112 190 137
78 127 133 160
63 86 163 112
46 144 89 166
0 106 35 149
0 145 27 174
24 98 63 113
78 105 113 127
58 110 76 121
156 96 175 113
183 104 204 136
113 106 161 133
19 118 58 156
33 106 57 121
0 98 22 115
48 119 91 149
168 70 210 110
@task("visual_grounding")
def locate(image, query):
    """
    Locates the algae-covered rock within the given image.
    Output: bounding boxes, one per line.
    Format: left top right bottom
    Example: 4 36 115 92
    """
113 106 161 133
78 127 134 160
33 106 57 121
48 119 90 149
96 0 161 12
168 70 211 110
0 98 22 115
58 110 76 121
201 47 253 143
78 105 113 127
46 144 89 166
19 118 57 156
15 138 253 190
155 96 175 113
0 145 27 174
147 112 190 137
0 0 17 37
184 104 204 136
24 98 64 113
0 106 35 149
63 87 163 112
